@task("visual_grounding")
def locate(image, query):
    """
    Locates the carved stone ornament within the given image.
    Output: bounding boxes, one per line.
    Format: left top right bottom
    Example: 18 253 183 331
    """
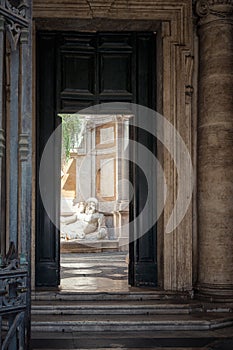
195 0 233 19
0 244 27 318
4 0 28 19
0 0 29 50
6 19 20 49
19 133 29 161
195 0 210 17
0 242 18 269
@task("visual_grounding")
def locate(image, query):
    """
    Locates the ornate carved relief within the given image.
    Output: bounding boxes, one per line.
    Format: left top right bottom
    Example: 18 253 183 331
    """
6 20 20 49
5 0 28 18
0 0 29 50
0 242 27 350
1 0 28 17
19 133 29 161
195 0 210 17
194 0 233 22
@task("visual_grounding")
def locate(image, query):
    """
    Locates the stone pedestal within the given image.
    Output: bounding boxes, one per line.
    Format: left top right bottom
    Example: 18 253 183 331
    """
195 0 233 301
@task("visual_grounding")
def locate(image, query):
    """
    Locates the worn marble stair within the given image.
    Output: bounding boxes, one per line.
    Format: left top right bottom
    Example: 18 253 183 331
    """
31 293 233 333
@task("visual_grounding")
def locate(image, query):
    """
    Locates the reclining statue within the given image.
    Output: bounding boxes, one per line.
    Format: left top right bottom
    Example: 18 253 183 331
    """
60 198 108 241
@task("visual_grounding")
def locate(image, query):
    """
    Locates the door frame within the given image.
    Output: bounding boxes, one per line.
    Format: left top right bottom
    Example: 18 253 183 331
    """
32 4 195 292
34 28 161 289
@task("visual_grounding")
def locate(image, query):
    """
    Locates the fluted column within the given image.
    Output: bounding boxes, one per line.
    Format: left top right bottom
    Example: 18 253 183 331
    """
195 0 233 300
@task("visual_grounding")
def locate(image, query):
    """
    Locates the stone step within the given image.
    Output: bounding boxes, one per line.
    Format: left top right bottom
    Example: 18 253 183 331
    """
31 313 233 332
32 291 191 302
61 240 120 253
32 301 199 315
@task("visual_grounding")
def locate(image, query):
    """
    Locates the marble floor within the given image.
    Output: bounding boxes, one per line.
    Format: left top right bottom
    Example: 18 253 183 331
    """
60 252 129 292
32 328 233 349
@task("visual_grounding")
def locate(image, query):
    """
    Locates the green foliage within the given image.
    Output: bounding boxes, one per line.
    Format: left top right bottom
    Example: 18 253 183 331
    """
59 114 82 164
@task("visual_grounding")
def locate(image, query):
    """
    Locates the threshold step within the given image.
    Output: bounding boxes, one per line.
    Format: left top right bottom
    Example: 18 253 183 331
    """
31 313 233 332
32 291 190 302
31 302 200 315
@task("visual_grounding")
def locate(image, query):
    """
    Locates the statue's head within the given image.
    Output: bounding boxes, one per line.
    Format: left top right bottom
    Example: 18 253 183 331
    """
85 197 98 214
77 201 86 213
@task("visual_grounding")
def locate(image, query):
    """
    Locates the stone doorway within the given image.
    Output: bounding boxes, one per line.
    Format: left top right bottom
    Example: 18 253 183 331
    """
59 112 131 291
36 31 158 290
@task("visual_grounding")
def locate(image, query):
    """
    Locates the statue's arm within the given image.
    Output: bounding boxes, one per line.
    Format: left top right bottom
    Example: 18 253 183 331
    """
63 214 78 225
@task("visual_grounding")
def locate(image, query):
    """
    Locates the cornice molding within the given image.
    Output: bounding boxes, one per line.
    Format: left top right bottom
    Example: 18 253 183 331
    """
0 0 29 50
33 0 192 46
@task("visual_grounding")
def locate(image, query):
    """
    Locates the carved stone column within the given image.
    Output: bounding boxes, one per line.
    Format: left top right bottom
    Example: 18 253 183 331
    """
195 0 233 300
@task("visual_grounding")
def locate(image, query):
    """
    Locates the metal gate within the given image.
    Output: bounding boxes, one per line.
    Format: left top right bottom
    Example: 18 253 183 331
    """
0 1 32 349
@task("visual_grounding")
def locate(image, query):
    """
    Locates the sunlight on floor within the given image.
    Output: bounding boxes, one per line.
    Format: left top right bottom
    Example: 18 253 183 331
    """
60 252 130 292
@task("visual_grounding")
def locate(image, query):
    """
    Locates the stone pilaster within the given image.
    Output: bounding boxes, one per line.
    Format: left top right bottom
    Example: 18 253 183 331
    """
195 0 233 300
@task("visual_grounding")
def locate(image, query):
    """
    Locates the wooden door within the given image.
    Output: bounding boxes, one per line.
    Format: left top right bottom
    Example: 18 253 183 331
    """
36 31 158 288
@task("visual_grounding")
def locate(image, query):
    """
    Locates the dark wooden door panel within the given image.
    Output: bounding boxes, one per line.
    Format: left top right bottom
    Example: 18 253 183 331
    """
61 54 96 94
100 53 132 93
129 33 157 287
36 34 60 287
36 31 158 288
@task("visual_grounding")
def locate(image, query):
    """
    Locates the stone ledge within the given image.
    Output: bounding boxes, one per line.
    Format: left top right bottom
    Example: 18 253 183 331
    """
31 314 233 332
60 239 119 253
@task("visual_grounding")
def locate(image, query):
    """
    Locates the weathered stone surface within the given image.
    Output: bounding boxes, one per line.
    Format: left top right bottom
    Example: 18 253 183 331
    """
196 0 233 300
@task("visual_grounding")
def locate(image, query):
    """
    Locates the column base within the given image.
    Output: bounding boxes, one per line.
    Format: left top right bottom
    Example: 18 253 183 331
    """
195 283 233 302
